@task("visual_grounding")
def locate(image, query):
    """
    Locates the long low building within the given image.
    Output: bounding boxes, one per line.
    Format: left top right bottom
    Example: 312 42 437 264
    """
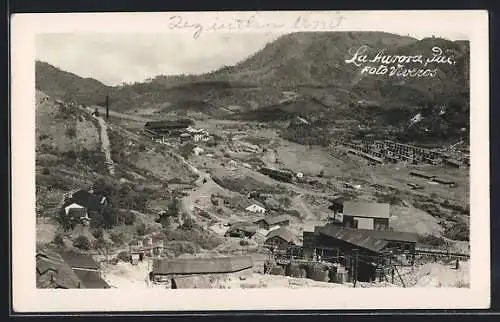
151 256 255 288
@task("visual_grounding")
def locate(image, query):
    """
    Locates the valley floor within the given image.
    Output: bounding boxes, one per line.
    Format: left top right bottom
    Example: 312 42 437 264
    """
35 99 470 290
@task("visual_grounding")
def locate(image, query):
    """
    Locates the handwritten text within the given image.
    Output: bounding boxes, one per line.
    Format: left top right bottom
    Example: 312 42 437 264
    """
167 13 345 39
345 45 456 78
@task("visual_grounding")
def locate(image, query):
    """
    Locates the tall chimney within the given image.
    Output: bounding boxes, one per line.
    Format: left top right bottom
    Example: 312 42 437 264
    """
105 95 109 119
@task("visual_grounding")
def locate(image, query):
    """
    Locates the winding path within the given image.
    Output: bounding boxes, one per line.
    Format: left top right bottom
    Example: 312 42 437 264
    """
80 106 116 176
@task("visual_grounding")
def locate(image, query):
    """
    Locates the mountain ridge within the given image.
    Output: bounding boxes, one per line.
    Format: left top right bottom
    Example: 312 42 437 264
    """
35 31 469 143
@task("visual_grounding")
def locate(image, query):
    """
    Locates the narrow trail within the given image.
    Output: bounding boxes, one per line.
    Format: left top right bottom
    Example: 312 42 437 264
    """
96 116 116 176
101 109 226 223
79 106 116 176
98 109 324 224
292 194 316 220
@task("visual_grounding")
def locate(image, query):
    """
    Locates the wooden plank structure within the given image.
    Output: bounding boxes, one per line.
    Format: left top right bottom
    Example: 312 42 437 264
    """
342 140 449 165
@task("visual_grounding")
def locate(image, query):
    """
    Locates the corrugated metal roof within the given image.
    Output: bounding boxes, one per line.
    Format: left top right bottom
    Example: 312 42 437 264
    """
36 251 82 289
355 229 419 243
433 177 456 184
73 270 110 289
258 215 293 226
58 251 100 270
265 227 296 243
318 224 388 253
343 201 390 219
409 170 435 178
228 222 258 234
153 256 254 275
445 158 463 165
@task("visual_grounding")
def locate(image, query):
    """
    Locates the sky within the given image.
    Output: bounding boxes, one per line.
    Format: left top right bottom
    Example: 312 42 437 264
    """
36 31 466 86
36 33 283 86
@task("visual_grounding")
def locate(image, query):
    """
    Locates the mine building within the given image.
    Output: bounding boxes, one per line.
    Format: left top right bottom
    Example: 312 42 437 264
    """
330 201 390 231
144 119 194 135
302 225 389 282
259 167 295 183
353 228 418 265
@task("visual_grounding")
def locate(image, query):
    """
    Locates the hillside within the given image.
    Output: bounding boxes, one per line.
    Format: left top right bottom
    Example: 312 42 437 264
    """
35 90 198 252
35 32 469 143
35 61 111 106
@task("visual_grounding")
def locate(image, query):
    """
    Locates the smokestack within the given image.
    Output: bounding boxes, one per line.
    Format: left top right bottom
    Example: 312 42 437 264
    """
105 95 109 119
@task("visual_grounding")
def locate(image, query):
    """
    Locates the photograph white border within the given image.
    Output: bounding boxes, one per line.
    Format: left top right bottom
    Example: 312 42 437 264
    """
11 10 490 312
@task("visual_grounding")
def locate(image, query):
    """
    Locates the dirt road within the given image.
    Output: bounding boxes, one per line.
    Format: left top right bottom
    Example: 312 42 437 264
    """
292 194 316 219
107 110 152 123
96 116 116 176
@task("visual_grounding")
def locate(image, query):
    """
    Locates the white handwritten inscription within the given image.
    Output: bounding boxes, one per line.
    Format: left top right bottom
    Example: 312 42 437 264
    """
345 45 456 78
168 13 345 39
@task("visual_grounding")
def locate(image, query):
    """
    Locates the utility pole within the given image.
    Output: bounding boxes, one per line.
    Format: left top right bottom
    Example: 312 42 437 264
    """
105 95 110 120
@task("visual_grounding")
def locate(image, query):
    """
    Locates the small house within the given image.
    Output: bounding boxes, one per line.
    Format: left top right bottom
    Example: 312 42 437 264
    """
254 215 292 230
224 222 258 238
245 203 266 214
264 227 297 250
193 146 204 156
340 201 390 230
64 190 108 220
131 253 140 265
64 203 90 224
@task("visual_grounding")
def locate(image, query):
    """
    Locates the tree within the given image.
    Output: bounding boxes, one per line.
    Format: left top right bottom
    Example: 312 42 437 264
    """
56 207 75 231
93 237 110 252
117 251 130 262
136 223 146 236
52 233 65 247
181 216 195 230
73 235 91 250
